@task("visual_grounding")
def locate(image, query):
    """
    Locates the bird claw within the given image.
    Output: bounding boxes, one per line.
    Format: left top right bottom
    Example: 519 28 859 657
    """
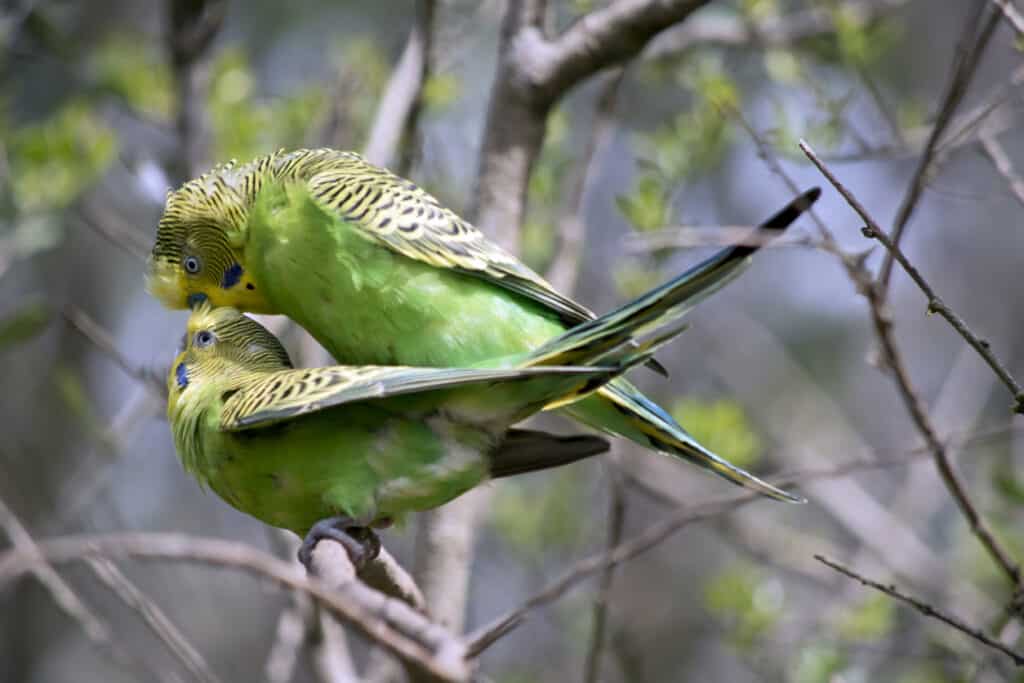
298 516 381 574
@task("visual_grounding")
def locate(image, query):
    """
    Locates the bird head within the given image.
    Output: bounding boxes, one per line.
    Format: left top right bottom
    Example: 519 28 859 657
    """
167 303 293 407
147 157 277 313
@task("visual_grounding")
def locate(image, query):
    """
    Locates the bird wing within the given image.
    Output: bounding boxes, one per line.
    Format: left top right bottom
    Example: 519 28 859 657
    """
305 153 595 326
219 364 603 431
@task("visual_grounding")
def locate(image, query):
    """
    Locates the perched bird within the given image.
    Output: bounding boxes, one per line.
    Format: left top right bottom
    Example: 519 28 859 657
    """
150 148 819 502
168 265 703 565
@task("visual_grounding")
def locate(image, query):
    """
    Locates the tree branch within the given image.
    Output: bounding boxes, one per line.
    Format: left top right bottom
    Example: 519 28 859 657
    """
363 0 436 171
474 0 712 245
85 557 223 683
816 554 1024 667
0 533 471 682
166 0 226 182
800 139 1024 414
581 467 627 683
539 0 712 98
0 497 166 682
800 139 1022 591
877 3 1001 289
644 0 909 58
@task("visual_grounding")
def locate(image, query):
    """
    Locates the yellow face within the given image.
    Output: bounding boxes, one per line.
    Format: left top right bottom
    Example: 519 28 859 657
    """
146 239 275 314
166 304 293 407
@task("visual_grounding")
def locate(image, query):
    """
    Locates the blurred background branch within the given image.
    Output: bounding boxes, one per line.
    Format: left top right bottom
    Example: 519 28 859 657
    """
4 1 1024 681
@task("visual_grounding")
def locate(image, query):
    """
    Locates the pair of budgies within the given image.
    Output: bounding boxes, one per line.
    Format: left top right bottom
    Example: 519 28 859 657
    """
148 148 818 566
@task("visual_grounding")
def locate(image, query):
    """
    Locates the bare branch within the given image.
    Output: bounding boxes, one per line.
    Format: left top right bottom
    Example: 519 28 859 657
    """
167 0 226 182
623 226 820 253
816 554 1024 667
475 0 712 245
546 67 625 293
938 63 1024 155
989 0 1024 36
540 0 712 98
363 0 436 171
878 3 1001 289
62 305 167 398
467 421 1022 656
581 467 627 683
0 497 165 682
980 132 1024 209
645 0 909 58
76 202 151 262
86 557 223 683
0 533 471 682
801 138 1023 591
312 606 361 683
412 488 492 633
265 589 314 683
800 140 1024 414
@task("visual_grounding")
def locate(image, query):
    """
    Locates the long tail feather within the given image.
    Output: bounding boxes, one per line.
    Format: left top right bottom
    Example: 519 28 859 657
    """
531 189 820 502
488 429 610 478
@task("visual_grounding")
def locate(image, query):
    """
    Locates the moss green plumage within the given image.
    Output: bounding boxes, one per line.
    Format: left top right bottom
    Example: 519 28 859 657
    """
150 148 818 502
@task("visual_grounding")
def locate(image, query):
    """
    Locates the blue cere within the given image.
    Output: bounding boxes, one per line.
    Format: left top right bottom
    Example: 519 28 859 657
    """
221 263 244 289
176 362 189 389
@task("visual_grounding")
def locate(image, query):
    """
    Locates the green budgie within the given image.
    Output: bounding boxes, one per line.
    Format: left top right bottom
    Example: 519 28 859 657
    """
168 236 768 566
149 148 819 502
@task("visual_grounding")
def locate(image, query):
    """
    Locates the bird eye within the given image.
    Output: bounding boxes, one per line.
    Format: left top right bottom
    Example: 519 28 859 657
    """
194 330 216 348
184 255 202 274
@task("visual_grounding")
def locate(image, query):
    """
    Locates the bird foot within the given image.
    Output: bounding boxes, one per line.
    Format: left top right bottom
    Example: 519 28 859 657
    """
298 516 381 574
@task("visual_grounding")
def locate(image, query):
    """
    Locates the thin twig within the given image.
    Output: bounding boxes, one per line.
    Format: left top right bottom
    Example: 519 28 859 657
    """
86 557 224 683
980 132 1024 209
938 63 1024 156
76 202 152 262
466 420 1023 656
989 0 1024 36
581 467 627 683
801 139 1023 591
0 533 470 682
466 493 763 657
167 0 226 182
547 67 626 292
644 0 909 58
363 0 436 172
0 497 165 682
800 140 1024 414
62 305 167 397
816 554 1024 667
623 226 820 253
878 4 1001 289
265 589 314 683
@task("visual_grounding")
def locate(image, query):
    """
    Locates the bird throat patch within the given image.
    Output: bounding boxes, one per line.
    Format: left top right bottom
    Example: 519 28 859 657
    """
176 362 189 389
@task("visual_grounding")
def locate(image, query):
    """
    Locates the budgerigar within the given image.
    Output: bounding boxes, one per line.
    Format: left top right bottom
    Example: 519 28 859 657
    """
150 148 819 502
168 234 780 565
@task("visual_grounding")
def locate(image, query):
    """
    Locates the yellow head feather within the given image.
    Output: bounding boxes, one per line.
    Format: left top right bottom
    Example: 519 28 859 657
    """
147 148 362 311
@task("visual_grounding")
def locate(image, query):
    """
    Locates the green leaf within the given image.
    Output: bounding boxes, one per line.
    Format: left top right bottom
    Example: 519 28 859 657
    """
615 174 669 232
836 594 894 642
207 47 328 162
422 73 461 111
704 564 784 651
9 100 117 212
0 302 49 350
90 33 173 119
792 642 847 683
764 49 802 85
